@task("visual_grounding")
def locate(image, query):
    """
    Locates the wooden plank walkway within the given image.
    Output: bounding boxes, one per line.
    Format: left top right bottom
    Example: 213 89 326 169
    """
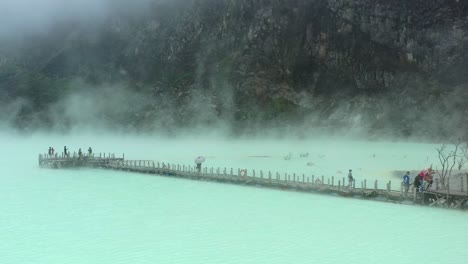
38 153 468 210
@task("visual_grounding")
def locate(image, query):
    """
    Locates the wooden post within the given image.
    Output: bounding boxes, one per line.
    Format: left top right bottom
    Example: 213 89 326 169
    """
447 178 450 208
413 186 417 201
230 168 233 176
302 174 305 183
332 176 334 186
466 174 468 194
374 180 378 190
288 174 290 182
321 176 324 186
312 175 315 185
461 176 464 192
253 170 256 178
268 171 272 183
260 170 263 179
364 179 367 190
293 173 296 182
338 180 341 190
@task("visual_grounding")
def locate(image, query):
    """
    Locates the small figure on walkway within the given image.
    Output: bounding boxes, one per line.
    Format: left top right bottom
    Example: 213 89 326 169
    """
78 148 83 159
424 168 434 190
403 171 411 195
194 156 205 173
413 174 422 192
48 147 52 156
88 147 93 157
51 147 54 156
64 146 68 157
348 169 354 188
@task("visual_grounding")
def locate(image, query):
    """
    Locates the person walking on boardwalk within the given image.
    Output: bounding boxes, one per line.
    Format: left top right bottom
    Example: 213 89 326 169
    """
48 147 52 156
413 174 422 192
424 168 434 190
403 171 411 195
64 146 68 158
88 147 93 157
194 156 205 173
78 148 83 159
348 169 354 188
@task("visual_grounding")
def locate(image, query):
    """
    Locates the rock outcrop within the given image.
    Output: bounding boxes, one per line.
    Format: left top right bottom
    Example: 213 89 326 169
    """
1 0 467 139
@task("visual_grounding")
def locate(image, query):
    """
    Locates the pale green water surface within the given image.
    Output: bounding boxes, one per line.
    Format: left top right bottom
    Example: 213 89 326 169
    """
1 134 467 264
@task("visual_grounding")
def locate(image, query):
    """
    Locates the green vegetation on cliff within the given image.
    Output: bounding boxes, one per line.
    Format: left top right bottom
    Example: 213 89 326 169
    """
1 0 467 139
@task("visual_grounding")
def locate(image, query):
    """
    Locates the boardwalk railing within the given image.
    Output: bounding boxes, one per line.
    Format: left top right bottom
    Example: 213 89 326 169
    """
38 154 468 210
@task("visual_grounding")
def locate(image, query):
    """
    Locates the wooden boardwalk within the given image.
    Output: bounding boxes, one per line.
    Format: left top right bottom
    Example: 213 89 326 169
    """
38 153 468 210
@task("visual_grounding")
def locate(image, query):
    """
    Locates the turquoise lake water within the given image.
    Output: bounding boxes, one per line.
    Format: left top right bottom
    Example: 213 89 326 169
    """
1 133 467 263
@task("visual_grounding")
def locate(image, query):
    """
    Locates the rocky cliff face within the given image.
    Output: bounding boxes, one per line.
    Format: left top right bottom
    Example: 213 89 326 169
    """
1 0 467 139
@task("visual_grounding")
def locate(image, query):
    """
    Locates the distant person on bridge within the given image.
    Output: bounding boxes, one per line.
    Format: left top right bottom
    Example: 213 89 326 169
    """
64 146 68 158
413 174 421 192
402 171 411 195
78 148 83 159
348 169 354 188
88 147 93 157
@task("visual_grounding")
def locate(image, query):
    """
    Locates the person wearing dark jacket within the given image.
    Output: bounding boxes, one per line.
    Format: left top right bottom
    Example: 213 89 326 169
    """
413 174 422 192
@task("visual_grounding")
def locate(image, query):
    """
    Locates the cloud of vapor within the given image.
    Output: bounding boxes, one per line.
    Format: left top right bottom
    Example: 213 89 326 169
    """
0 0 157 38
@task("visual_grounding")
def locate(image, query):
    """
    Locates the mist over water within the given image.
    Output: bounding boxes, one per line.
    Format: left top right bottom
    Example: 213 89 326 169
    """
1 133 467 263
1 0 468 263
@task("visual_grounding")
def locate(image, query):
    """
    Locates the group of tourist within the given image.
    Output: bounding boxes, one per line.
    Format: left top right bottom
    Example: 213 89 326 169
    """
47 147 55 157
47 146 93 159
402 167 435 194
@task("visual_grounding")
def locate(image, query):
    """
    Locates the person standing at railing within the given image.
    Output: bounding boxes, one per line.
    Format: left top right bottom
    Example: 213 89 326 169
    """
402 171 411 195
348 169 354 188
64 146 68 158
